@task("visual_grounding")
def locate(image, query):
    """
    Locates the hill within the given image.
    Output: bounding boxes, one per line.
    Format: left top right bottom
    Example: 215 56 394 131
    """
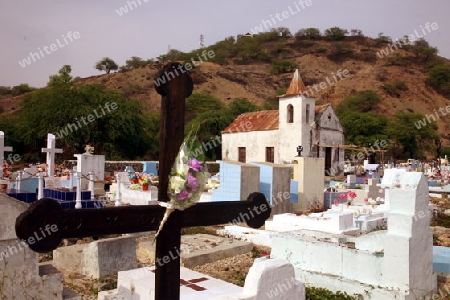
1 28 450 152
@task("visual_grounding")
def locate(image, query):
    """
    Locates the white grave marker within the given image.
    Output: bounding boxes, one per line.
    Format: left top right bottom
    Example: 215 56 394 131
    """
41 133 62 177
0 131 13 176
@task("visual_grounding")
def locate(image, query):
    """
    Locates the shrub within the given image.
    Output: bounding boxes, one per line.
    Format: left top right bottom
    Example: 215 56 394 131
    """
295 28 322 40
327 43 354 62
306 287 360 299
356 50 377 62
324 27 348 41
11 83 35 95
376 32 392 45
385 56 409 66
270 60 299 74
382 81 408 97
426 64 450 97
0 86 11 95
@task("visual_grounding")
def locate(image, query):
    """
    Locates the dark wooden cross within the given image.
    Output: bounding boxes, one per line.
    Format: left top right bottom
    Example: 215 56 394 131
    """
15 62 271 300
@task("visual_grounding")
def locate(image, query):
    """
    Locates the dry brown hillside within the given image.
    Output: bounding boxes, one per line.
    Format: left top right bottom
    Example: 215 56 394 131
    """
1 35 449 141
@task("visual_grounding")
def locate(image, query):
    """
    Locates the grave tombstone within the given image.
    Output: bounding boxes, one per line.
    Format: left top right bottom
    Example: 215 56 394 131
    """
347 174 356 188
15 62 271 300
292 157 325 212
0 194 64 299
0 131 13 176
41 133 63 177
73 149 105 191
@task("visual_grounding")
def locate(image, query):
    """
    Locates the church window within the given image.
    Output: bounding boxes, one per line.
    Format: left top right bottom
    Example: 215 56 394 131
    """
287 105 294 123
306 104 310 123
266 147 274 163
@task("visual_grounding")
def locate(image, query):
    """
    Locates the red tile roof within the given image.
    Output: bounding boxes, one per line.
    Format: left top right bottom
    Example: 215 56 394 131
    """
223 105 327 133
222 110 279 133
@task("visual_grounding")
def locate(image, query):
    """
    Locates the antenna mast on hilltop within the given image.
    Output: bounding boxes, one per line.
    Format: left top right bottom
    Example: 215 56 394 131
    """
199 34 205 48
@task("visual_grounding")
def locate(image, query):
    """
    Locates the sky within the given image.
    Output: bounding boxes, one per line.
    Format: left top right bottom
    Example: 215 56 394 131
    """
1 0 449 88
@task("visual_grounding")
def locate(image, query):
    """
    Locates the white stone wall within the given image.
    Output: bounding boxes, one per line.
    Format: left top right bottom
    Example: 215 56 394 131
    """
221 130 278 163
271 172 437 299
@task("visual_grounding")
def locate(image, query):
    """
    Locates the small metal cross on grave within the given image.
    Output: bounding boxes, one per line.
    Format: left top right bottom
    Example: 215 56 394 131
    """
15 62 271 300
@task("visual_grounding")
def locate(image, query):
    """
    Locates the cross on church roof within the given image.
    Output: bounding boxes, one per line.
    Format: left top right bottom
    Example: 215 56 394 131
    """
16 62 271 300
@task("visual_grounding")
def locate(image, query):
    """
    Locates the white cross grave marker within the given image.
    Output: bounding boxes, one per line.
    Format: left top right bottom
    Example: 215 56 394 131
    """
0 131 13 176
41 133 63 177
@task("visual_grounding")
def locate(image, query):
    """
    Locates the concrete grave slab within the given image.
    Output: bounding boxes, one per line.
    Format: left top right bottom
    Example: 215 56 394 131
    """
53 235 138 278
98 266 244 300
217 226 273 248
137 234 253 268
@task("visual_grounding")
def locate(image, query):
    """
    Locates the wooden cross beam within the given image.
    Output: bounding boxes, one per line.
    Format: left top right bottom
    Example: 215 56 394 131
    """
15 62 271 300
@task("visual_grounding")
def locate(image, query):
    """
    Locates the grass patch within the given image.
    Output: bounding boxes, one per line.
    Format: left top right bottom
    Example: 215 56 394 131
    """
306 287 362 299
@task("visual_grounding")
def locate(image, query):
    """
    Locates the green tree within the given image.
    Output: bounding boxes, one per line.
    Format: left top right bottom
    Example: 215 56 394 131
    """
124 56 147 69
295 28 321 40
166 49 190 61
95 57 118 74
11 84 35 95
17 68 157 160
411 38 438 62
187 110 235 160
388 112 439 159
324 27 348 41
186 93 225 123
0 86 11 95
270 27 292 37
426 64 450 97
376 32 392 44
48 65 73 87
227 98 260 117
337 90 382 114
270 60 299 74
339 112 389 145
350 29 363 37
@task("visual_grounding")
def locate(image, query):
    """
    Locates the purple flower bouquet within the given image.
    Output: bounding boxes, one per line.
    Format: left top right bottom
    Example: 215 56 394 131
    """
155 138 206 238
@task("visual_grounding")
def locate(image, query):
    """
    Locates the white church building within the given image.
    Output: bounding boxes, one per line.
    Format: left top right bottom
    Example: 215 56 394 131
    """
221 69 345 171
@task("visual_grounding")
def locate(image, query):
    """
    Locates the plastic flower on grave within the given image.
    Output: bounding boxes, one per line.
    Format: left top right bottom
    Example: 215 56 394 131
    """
138 173 151 185
337 193 348 199
333 199 339 206
130 183 141 190
188 159 202 172
2 161 11 179
347 191 357 200
155 129 207 239
170 175 187 194
364 197 369 203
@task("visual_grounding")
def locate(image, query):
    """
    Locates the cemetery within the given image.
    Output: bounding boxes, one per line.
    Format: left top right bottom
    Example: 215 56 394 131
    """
1 66 450 300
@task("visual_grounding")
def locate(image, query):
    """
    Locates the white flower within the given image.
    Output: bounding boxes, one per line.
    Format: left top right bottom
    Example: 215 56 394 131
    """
170 176 186 193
